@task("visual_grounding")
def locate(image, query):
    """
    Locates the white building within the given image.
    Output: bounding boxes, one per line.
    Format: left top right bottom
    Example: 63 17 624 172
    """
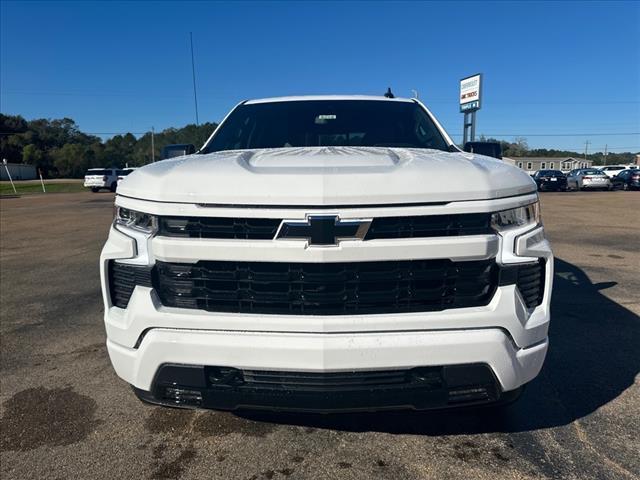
504 157 593 175
1 163 37 181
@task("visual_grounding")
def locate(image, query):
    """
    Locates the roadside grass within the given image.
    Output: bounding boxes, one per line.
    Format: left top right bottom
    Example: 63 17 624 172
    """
0 181 87 196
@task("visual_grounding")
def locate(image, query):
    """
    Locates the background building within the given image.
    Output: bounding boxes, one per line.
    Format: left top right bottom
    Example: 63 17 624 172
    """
0 163 37 181
504 157 594 174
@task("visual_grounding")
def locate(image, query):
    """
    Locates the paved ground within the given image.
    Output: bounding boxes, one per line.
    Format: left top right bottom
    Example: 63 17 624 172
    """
1 190 638 480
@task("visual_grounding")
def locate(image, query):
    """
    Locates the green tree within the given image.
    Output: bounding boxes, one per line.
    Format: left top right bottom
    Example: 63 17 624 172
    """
51 144 90 177
22 144 44 165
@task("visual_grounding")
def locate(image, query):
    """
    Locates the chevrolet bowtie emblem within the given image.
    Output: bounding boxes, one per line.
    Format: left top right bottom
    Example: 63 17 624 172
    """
275 215 372 246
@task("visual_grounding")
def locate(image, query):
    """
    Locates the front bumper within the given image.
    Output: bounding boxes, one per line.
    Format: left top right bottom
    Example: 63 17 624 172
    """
109 327 547 412
100 194 552 411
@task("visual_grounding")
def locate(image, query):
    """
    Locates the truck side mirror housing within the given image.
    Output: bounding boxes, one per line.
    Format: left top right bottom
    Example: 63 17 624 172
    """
161 144 196 160
463 141 503 160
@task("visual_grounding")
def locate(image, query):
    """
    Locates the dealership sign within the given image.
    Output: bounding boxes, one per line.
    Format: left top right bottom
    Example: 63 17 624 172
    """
460 74 482 112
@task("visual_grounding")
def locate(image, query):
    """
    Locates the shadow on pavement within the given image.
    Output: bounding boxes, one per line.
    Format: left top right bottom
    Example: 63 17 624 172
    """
236 258 639 435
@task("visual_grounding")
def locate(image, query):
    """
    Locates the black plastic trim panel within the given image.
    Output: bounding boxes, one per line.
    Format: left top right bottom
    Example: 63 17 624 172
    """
134 363 503 412
108 261 153 308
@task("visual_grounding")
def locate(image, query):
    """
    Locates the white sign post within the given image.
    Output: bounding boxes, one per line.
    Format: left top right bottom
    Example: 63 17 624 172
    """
38 168 46 193
2 158 17 195
459 74 482 145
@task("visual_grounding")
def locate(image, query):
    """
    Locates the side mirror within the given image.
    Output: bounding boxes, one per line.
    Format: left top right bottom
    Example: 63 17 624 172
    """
464 141 502 159
161 144 196 160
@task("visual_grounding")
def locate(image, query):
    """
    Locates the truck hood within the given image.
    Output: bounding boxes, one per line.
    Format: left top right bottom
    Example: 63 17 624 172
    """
117 147 536 205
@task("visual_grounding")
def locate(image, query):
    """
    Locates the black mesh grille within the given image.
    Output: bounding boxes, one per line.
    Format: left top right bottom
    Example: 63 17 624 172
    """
365 213 492 239
156 213 493 240
221 368 418 391
108 261 153 308
158 217 281 240
153 259 499 315
516 260 545 308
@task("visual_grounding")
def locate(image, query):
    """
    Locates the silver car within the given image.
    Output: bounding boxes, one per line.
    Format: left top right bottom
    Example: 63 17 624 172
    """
567 168 612 191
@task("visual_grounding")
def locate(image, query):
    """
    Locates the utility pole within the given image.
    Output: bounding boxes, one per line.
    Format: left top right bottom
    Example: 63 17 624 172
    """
584 140 591 162
603 144 608 165
190 32 200 126
151 127 155 163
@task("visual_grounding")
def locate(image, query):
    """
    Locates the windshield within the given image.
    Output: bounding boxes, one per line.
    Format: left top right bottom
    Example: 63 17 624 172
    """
538 170 563 176
202 100 450 153
582 169 604 175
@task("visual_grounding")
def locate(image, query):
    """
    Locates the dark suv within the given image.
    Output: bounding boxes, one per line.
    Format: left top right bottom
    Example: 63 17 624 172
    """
532 170 567 191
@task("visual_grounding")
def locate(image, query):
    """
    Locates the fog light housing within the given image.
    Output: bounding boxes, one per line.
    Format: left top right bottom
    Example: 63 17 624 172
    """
162 387 203 406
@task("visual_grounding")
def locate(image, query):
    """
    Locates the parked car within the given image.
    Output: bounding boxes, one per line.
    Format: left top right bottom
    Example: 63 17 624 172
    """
611 169 640 190
532 169 567 191
84 168 119 192
599 165 636 179
567 168 612 191
116 168 136 188
101 94 553 413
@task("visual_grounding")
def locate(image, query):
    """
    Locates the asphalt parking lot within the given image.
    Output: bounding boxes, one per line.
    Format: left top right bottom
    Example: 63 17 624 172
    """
1 190 638 480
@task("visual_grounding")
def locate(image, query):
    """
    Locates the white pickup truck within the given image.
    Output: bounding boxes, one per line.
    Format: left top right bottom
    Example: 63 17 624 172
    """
100 95 553 412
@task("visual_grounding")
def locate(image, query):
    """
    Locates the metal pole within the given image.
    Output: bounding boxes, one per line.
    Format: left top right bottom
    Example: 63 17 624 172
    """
190 32 199 125
2 159 17 194
38 168 46 192
470 111 476 142
462 112 468 145
151 127 155 163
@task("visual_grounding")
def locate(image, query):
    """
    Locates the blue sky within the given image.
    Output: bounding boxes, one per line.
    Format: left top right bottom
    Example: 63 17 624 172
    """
1 0 639 153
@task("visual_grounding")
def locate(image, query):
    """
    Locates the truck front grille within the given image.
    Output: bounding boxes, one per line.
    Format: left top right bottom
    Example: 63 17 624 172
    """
157 213 493 240
153 259 498 315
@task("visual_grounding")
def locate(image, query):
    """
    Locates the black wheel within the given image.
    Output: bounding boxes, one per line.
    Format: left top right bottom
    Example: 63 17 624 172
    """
110 182 117 192
91 187 99 193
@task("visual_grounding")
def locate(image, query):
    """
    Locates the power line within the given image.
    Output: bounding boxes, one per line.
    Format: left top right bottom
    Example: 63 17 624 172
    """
2 90 640 105
0 131 147 135
449 132 640 137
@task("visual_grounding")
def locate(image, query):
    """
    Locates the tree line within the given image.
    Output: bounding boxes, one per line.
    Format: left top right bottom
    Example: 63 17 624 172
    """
0 113 636 178
479 136 637 165
0 114 217 178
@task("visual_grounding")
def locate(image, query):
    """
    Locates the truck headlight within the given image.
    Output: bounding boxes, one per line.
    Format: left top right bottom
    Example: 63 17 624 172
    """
115 207 157 234
491 202 540 232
